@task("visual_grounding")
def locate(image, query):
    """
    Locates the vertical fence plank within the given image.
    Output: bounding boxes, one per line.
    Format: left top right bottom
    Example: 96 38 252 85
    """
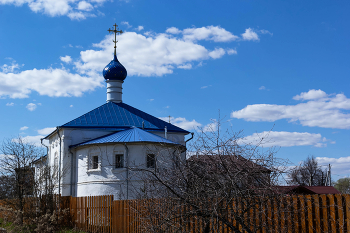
335 194 344 233
344 195 350 233
320 195 328 232
305 195 313 233
328 194 337 232
292 196 299 232
299 196 306 233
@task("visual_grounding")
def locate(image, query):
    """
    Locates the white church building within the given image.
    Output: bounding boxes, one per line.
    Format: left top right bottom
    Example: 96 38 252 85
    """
41 25 191 199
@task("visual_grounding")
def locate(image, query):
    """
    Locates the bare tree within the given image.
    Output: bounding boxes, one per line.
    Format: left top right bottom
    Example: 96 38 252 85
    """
132 121 288 233
0 136 68 232
287 156 327 186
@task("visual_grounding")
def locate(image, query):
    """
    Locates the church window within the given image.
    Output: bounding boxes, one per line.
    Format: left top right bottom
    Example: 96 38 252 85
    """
115 154 124 168
147 154 155 168
92 156 99 169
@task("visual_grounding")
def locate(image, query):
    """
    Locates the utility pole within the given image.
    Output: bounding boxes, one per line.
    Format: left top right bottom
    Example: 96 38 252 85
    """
329 164 332 186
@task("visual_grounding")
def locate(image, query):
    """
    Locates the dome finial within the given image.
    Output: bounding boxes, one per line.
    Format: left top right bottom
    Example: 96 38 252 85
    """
107 23 123 56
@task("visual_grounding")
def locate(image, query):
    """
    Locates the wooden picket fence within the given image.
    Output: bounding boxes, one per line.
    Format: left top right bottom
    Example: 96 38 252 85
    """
1 194 350 232
64 194 350 233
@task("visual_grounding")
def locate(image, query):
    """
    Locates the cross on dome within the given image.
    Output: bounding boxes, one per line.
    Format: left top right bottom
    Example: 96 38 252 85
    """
104 23 127 103
108 24 123 56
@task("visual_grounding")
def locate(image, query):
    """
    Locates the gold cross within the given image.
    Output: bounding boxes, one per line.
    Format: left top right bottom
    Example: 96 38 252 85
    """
108 24 123 56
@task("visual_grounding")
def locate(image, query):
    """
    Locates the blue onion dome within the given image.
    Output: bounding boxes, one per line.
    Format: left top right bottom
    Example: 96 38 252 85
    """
103 55 127 81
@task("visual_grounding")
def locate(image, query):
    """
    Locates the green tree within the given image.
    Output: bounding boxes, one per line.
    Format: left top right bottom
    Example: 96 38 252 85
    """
334 178 350 194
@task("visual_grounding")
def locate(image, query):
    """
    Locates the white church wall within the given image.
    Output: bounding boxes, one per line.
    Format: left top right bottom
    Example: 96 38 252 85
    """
46 128 187 198
73 142 182 199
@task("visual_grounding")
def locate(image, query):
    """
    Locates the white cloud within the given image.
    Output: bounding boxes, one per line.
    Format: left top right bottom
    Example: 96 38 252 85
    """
177 64 192 69
166 27 181 34
0 26 260 99
121 21 132 28
137 26 144 31
240 131 331 148
6 102 14 106
202 121 218 132
37 127 56 135
231 90 350 129
0 0 105 20
182 26 239 42
160 117 202 131
60 55 72 63
26 103 37 111
241 28 259 41
20 126 29 130
0 67 101 98
208 48 226 59
260 29 273 36
1 60 20 73
201 85 212 89
77 1 93 11
75 29 231 77
19 135 46 146
149 99 154 102
293 89 327 100
316 156 350 176
227 49 237 55
259 86 266 90
70 104 73 107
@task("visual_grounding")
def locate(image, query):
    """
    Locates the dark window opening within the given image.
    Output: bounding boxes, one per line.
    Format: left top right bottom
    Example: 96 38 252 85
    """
92 156 98 169
115 154 124 168
147 154 156 168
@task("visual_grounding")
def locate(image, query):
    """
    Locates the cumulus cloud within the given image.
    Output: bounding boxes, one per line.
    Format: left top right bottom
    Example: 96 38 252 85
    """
227 49 237 55
177 64 192 69
293 89 327 100
239 131 331 148
241 28 259 41
231 89 350 129
0 67 101 98
6 102 14 106
20 126 29 130
0 0 106 20
70 104 73 107
37 127 56 135
160 117 202 131
0 26 260 99
77 1 93 11
182 26 239 42
316 156 350 176
19 135 46 146
26 103 37 111
137 26 144 31
259 86 266 90
60 55 72 63
75 27 240 77
208 48 226 59
1 59 21 73
15 127 54 146
166 27 181 34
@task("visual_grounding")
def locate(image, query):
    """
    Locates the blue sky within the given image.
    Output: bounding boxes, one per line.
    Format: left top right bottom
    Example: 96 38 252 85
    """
1 0 350 180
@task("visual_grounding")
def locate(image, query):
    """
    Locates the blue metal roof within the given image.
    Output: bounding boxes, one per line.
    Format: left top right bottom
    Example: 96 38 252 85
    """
60 102 189 134
71 127 180 148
